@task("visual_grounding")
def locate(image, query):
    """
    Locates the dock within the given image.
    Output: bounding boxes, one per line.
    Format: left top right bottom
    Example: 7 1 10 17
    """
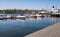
25 22 60 37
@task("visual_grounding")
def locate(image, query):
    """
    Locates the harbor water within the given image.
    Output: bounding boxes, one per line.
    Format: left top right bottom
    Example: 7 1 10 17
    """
0 17 60 37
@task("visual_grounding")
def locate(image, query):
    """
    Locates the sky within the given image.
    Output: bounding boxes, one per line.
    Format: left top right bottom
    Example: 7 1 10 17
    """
0 0 60 10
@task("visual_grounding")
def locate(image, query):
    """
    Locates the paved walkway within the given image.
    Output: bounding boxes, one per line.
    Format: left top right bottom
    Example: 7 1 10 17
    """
25 23 60 37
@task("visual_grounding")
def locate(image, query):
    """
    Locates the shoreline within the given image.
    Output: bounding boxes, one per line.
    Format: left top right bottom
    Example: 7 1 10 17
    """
25 22 60 37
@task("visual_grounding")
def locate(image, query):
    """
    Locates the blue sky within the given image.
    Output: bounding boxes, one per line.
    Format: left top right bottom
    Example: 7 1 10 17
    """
0 0 60 10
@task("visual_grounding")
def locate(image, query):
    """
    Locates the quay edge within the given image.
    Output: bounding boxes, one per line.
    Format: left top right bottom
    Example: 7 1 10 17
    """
25 22 60 37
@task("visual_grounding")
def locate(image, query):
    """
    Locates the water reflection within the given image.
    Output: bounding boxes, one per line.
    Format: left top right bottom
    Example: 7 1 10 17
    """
0 17 60 37
51 17 60 24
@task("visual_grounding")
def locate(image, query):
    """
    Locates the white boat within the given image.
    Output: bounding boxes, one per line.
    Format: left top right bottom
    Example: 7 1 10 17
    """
6 15 11 18
16 16 26 20
36 14 44 18
16 16 25 18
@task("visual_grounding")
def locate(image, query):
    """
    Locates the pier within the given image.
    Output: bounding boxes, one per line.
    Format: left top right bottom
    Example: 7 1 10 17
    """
25 22 60 37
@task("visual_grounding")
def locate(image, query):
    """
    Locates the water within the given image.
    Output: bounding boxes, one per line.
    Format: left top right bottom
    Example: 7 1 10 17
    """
0 17 60 37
